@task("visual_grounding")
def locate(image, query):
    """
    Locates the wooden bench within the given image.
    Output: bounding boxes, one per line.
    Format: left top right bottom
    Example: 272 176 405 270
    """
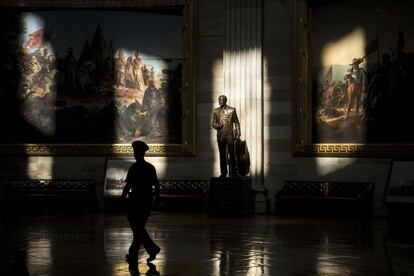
157 179 209 211
3 179 97 212
158 179 208 198
104 179 209 211
275 180 374 216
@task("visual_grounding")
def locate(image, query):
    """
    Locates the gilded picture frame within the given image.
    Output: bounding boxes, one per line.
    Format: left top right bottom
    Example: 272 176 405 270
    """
0 0 196 156
293 0 414 157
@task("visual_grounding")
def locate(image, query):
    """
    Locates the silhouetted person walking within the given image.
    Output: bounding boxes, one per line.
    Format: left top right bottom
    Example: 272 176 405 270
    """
121 141 161 264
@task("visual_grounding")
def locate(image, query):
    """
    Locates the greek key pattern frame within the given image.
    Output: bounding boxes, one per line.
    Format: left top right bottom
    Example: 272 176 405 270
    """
0 144 193 156
294 144 414 157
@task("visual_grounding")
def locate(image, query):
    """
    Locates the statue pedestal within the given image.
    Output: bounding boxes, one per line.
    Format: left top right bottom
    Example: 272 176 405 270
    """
208 176 253 216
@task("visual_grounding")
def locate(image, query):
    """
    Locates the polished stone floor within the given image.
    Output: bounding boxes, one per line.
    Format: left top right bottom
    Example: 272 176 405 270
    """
1 212 414 276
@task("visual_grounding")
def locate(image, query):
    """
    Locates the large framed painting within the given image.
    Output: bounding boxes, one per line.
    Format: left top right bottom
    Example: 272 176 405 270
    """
0 0 196 156
293 0 414 157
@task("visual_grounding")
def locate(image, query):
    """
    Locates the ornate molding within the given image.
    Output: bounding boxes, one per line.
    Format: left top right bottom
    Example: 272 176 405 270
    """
294 144 414 157
0 144 194 156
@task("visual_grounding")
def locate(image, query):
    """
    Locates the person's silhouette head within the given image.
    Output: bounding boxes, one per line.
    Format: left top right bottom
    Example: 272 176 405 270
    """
132 140 149 160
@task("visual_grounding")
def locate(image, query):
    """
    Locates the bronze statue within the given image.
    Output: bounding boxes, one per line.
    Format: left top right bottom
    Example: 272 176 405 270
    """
212 95 240 177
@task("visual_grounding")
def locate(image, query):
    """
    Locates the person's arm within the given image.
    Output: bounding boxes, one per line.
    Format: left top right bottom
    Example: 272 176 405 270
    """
121 168 133 200
121 181 132 200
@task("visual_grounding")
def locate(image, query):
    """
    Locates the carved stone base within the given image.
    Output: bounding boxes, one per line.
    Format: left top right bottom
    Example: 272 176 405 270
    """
208 176 253 216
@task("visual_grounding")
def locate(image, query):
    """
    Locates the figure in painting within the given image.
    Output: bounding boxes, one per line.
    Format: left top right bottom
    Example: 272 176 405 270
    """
133 52 144 91
212 95 240 178
125 56 135 89
143 65 150 85
115 50 126 88
27 55 42 88
121 100 144 139
141 80 163 138
344 58 367 118
25 28 44 50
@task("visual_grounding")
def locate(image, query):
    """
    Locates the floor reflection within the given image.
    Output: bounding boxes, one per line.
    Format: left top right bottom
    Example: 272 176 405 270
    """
1 213 414 275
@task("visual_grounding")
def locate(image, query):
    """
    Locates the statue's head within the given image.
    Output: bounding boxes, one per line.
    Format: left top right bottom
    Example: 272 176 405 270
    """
218 95 227 107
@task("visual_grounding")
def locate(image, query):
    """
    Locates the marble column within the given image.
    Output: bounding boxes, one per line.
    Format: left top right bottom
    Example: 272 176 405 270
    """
223 0 263 186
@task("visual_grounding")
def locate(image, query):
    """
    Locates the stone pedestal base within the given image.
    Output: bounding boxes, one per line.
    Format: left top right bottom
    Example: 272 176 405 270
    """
208 176 253 216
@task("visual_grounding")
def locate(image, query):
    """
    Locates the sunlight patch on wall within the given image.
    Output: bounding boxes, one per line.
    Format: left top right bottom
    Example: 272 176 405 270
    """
26 156 54 178
316 157 356 176
19 13 56 136
321 28 366 67
223 47 262 183
145 157 170 179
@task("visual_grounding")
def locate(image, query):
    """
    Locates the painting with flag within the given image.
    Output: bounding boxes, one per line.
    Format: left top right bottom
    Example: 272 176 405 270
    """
308 0 414 148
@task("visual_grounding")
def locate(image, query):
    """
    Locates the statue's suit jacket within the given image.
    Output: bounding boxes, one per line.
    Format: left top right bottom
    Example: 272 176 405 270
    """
212 105 240 143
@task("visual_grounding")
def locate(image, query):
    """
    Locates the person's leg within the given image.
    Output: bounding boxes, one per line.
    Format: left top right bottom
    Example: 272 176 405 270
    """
142 228 160 262
356 90 362 114
138 213 160 262
346 85 355 118
127 212 145 260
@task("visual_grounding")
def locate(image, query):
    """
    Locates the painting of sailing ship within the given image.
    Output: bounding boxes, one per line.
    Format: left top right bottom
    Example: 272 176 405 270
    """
311 0 414 143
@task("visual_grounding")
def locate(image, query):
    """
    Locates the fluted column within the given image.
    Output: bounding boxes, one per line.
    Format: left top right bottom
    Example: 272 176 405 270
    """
224 0 263 185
